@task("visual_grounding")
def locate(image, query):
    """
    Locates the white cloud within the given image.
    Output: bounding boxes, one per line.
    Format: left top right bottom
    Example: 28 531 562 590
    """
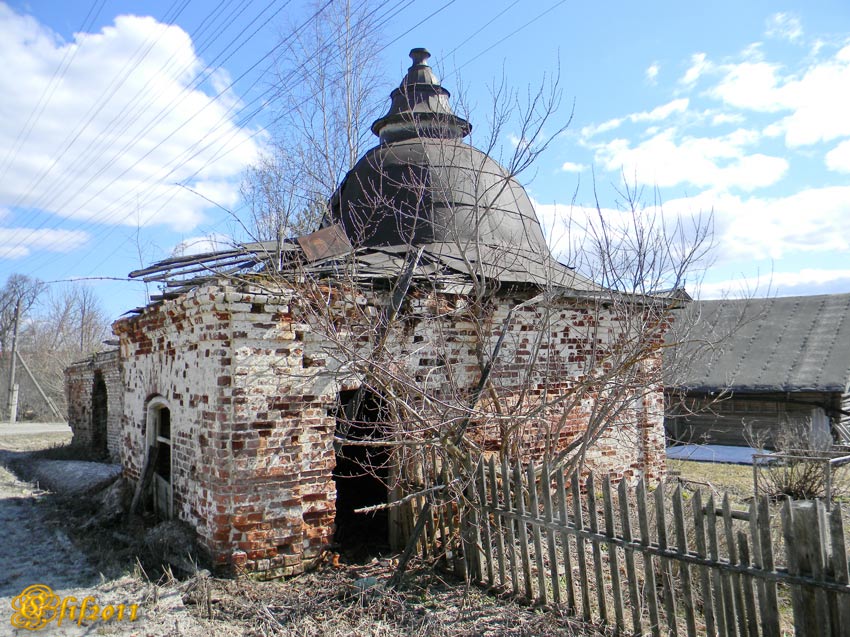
536 184 850 296
593 128 787 191
681 53 711 86
710 112 745 126
533 196 715 291
0 227 89 258
632 98 689 122
580 118 624 138
765 13 803 42
699 269 850 300
709 43 850 146
645 62 659 84
662 186 850 261
0 6 261 239
711 61 784 111
560 161 587 173
580 99 688 139
825 139 850 172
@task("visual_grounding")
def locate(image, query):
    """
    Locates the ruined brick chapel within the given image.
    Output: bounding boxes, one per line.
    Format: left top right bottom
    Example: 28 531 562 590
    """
66 49 668 578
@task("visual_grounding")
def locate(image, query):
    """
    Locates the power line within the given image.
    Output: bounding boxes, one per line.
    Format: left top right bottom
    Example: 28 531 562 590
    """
6 0 277 256
25 0 286 222
0 0 107 184
5 0 194 228
25 0 542 284
20 0 246 217
75 0 416 275
448 0 569 76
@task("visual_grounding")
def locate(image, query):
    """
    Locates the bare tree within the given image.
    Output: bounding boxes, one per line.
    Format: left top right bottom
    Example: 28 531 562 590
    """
133 46 716 575
241 0 386 241
19 284 111 415
240 49 715 571
0 274 45 351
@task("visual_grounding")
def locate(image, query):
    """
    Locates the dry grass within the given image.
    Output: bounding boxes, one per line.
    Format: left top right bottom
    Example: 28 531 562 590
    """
667 459 755 508
173 561 613 637
0 431 611 636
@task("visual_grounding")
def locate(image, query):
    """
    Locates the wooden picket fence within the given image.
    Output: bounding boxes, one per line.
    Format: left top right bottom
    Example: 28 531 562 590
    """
410 456 850 636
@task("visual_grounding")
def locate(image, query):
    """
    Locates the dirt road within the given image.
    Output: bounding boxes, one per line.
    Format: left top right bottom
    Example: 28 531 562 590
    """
0 427 213 636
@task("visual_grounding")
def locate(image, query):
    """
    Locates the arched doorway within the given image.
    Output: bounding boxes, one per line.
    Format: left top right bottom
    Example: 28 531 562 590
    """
332 389 390 554
91 371 108 455
146 398 172 520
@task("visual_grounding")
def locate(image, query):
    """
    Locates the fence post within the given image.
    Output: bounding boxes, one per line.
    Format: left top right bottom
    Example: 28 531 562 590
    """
783 499 836 635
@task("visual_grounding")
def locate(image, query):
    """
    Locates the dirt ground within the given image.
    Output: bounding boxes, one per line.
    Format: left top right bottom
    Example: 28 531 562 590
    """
0 428 605 637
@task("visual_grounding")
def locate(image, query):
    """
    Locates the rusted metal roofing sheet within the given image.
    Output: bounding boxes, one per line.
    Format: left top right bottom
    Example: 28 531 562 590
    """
665 294 850 393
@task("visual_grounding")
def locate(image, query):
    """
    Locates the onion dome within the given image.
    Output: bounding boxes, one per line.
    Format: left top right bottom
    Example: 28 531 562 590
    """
328 48 591 287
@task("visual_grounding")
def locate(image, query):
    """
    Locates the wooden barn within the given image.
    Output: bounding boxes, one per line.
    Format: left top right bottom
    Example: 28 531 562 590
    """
664 293 850 448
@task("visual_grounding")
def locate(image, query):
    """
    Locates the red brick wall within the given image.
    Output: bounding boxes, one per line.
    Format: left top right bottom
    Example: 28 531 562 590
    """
110 281 668 577
65 350 122 461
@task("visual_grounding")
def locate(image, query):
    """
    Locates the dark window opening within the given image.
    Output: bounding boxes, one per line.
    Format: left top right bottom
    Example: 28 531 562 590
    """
155 441 171 481
91 372 108 454
149 404 173 520
158 408 171 440
154 406 172 481
332 389 390 556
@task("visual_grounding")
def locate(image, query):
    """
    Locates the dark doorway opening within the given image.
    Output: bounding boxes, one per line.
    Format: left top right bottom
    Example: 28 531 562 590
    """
332 389 390 556
91 372 108 455
151 405 172 520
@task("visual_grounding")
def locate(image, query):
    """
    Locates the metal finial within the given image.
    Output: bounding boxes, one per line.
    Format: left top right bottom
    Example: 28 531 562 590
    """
409 48 431 66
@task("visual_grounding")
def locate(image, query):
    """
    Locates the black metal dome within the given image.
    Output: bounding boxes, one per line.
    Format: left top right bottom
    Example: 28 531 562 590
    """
329 48 551 260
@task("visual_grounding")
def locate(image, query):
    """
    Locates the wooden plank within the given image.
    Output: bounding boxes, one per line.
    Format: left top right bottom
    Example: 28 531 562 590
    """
541 461 562 606
488 456 507 589
571 471 592 622
130 445 159 515
421 458 434 558
811 501 832 636
828 505 850 633
602 476 625 633
514 461 534 601
736 532 759 637
618 478 643 635
443 461 461 574
746 500 765 637
465 457 484 582
722 494 747 637
636 478 661 637
425 456 439 559
654 485 678 636
501 457 520 595
707 494 732 637
691 491 717 637
433 448 448 560
556 470 577 614
755 496 780 637
527 461 548 604
781 498 805 635
586 474 608 624
672 485 697 637
478 460 495 587
787 500 828 635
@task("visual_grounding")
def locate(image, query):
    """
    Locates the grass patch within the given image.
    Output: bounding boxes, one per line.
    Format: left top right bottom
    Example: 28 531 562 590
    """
668 459 754 508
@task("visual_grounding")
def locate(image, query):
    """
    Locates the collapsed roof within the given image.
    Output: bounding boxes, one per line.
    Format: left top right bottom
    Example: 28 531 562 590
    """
129 48 604 307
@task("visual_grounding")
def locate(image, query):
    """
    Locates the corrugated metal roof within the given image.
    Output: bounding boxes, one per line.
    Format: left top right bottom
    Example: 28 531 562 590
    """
665 294 850 393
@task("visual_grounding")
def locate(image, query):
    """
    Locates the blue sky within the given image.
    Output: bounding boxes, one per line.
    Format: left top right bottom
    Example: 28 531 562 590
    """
2 0 850 321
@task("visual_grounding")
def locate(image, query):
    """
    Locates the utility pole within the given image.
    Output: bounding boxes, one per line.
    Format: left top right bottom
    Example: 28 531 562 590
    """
6 298 20 423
